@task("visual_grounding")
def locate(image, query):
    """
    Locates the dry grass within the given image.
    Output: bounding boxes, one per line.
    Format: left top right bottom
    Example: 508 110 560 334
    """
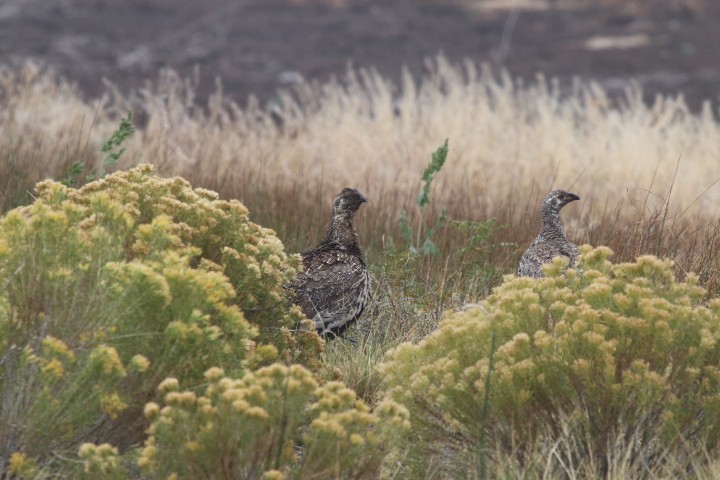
3 59 720 280
3 57 720 295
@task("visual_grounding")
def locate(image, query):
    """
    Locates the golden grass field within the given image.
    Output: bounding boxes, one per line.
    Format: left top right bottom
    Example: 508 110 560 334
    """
3 58 720 293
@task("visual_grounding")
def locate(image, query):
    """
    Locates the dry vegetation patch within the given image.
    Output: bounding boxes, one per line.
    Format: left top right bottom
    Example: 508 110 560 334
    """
3 58 720 294
2 58 720 477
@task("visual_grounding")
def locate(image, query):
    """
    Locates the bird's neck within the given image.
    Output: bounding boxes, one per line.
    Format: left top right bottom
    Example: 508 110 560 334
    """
324 213 360 248
539 206 568 241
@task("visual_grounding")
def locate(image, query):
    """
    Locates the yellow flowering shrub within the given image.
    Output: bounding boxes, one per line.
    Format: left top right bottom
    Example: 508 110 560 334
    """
46 164 318 362
78 443 125 480
7 452 38 478
380 246 720 476
122 365 409 480
0 166 320 473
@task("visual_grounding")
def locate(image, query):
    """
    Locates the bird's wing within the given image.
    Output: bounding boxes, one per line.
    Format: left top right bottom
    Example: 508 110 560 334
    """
517 246 545 278
561 243 580 268
519 241 578 277
289 249 369 334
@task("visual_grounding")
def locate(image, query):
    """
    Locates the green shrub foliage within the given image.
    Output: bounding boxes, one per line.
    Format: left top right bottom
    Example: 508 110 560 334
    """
0 165 320 471
78 365 409 480
380 247 720 476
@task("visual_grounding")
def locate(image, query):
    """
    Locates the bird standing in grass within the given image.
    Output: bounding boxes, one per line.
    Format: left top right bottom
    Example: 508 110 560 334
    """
288 188 370 339
518 189 580 278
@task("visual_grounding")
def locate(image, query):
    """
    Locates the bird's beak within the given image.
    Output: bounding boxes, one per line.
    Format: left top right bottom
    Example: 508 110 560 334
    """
567 193 580 202
360 194 368 204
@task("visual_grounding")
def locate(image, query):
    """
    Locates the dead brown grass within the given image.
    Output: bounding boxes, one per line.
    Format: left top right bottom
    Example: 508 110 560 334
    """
2 57 720 297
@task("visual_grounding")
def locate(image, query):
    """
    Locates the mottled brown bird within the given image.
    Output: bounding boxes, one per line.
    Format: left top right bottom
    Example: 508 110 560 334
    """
288 188 370 339
518 189 580 278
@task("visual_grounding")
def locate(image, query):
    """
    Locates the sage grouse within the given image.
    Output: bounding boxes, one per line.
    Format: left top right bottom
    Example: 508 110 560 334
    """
517 189 580 278
288 188 370 339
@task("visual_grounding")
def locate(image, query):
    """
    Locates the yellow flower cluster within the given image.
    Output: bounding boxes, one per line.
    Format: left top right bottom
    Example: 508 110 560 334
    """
100 392 128 420
78 443 122 477
89 345 127 378
138 365 318 475
129 354 151 373
298 387 410 477
381 246 720 469
7 452 38 477
136 363 407 478
42 336 76 362
157 377 180 393
263 470 285 480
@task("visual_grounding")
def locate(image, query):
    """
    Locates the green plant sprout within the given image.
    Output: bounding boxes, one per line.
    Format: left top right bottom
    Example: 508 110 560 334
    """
61 113 134 187
400 139 449 257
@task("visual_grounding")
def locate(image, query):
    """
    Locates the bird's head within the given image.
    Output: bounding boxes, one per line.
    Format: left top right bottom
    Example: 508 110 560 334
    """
543 189 580 211
333 188 368 217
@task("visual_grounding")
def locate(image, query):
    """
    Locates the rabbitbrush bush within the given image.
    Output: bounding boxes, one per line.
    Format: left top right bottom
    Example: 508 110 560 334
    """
380 246 720 477
78 365 409 480
0 165 320 475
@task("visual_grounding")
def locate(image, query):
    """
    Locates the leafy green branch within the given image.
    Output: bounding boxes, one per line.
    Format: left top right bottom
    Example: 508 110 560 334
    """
61 113 134 187
400 139 449 257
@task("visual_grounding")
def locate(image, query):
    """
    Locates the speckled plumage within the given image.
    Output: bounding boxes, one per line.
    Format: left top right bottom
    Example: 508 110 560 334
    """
288 188 370 339
517 190 580 278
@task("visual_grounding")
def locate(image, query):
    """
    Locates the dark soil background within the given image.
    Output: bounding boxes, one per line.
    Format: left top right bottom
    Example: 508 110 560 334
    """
1 0 719 109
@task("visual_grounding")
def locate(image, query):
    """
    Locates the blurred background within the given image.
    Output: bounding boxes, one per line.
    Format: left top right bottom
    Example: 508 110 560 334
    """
1 0 718 109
